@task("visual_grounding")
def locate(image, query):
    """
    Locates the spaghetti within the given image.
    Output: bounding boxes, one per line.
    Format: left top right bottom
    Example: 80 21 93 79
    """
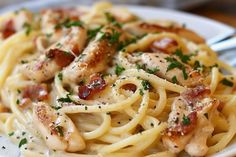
0 2 235 157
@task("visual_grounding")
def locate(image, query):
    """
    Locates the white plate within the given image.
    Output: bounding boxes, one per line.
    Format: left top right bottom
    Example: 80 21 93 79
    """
0 1 235 157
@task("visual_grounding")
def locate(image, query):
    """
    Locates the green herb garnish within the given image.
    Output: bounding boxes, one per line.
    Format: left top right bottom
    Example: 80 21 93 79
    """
165 57 183 72
174 49 191 63
55 19 83 29
16 99 20 105
182 115 190 125
58 72 63 81
21 60 28 64
171 76 178 84
141 80 151 90
18 138 27 148
57 94 72 103
139 89 144 96
87 26 103 40
182 68 188 80
23 23 32 35
220 78 234 87
146 67 159 74
115 64 125 75
55 126 64 137
51 105 62 110
104 12 122 28
8 132 14 136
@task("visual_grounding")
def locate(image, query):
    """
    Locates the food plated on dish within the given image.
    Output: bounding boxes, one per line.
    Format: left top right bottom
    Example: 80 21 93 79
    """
0 2 235 157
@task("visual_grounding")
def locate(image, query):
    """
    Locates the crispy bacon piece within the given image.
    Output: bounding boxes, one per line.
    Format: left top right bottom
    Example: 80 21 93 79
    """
2 20 16 39
182 85 210 106
22 84 49 101
150 38 178 54
46 49 75 67
78 75 106 100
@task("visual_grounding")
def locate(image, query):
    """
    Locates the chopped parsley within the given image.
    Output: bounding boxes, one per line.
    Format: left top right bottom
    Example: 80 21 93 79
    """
104 12 122 28
63 21 83 28
55 126 64 137
87 26 103 40
99 28 121 44
165 57 188 80
51 105 62 110
139 89 144 96
171 76 178 84
115 64 125 75
78 79 85 85
174 49 191 63
141 80 151 90
22 132 26 136
20 60 28 64
8 132 14 136
117 37 137 51
23 23 32 35
55 19 83 29
57 94 72 103
45 33 52 38
182 68 188 80
58 72 63 81
165 57 183 72
135 63 146 70
18 138 27 148
16 99 20 105
220 78 234 87
17 89 21 94
146 67 159 74
105 12 115 23
182 115 190 125
193 61 201 70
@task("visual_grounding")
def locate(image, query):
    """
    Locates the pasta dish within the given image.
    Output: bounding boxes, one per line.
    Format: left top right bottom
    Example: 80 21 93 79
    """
0 2 236 157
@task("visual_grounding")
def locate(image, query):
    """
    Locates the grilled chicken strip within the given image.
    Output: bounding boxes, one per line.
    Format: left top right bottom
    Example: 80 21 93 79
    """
63 25 122 84
40 8 82 43
22 26 87 82
129 52 202 87
33 102 86 152
124 21 205 44
162 85 219 156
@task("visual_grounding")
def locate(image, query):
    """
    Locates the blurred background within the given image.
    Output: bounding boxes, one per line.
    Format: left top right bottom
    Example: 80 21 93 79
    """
0 0 235 64
0 0 235 27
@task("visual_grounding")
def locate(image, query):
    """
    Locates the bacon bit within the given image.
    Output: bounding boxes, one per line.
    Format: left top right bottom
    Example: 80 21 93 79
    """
150 38 178 54
168 112 197 136
78 74 106 100
46 48 74 67
182 85 210 105
2 20 16 39
122 84 137 92
217 101 225 112
22 84 48 101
